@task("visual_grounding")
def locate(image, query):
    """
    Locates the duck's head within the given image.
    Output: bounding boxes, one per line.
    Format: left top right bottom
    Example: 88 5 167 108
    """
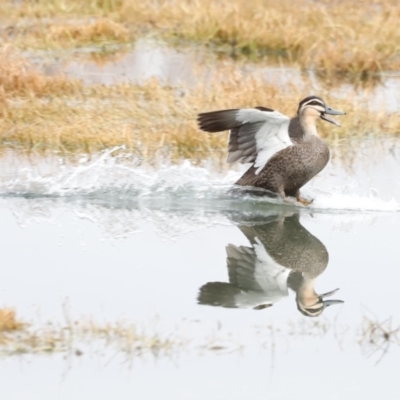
296 287 344 317
297 95 346 127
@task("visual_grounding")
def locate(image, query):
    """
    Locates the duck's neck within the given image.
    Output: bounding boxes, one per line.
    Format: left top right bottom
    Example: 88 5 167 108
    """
289 116 318 142
300 114 319 139
296 275 318 307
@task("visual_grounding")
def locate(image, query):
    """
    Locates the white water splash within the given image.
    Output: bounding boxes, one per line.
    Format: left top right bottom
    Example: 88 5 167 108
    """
0 148 398 240
309 189 399 212
0 147 399 214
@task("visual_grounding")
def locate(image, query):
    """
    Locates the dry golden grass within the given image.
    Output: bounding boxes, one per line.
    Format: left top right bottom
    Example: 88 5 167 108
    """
0 46 81 98
48 19 129 43
0 309 24 332
2 0 400 77
8 19 131 49
0 48 399 161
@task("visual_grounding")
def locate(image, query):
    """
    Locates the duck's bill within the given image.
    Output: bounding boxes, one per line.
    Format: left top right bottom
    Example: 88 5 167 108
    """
319 288 341 298
319 288 344 308
323 299 345 308
320 106 346 127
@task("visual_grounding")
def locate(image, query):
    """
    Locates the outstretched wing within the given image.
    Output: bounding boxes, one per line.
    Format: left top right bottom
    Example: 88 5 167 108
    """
198 107 292 173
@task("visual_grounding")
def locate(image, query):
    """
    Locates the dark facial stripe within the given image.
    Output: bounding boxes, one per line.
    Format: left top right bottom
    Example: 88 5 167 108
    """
297 302 323 317
297 95 325 114
303 100 325 108
304 305 323 314
298 95 324 107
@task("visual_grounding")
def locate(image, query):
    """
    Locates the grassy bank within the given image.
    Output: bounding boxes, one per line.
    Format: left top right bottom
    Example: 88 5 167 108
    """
0 48 398 161
1 0 400 78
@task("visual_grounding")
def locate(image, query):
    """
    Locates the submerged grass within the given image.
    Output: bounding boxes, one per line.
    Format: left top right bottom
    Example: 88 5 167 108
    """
2 0 400 78
0 48 399 161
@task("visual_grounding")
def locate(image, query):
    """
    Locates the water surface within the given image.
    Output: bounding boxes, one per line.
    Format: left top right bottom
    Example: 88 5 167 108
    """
0 137 399 399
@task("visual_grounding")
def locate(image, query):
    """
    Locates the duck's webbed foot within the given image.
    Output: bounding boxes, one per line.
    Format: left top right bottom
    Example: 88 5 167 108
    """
296 192 313 206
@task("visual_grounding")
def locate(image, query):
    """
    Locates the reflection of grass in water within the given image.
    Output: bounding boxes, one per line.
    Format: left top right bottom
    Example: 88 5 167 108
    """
0 308 241 357
83 46 132 66
0 307 183 356
0 48 399 161
2 0 400 78
0 307 399 363
359 315 400 365
0 309 24 333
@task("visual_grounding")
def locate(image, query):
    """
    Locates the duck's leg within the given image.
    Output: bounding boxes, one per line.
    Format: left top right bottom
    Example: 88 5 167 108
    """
278 187 297 205
295 191 313 206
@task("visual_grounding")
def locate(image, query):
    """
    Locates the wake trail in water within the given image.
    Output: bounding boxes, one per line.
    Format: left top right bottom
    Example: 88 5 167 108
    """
0 148 399 214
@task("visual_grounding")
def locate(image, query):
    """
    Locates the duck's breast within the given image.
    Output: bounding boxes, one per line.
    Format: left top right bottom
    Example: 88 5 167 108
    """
280 138 330 194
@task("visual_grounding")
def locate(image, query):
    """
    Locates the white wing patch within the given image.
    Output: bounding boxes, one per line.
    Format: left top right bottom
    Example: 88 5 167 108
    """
253 119 292 174
232 108 292 174
236 108 288 124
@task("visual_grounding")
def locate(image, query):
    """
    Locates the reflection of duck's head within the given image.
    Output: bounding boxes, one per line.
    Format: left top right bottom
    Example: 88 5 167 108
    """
297 287 344 317
288 270 344 317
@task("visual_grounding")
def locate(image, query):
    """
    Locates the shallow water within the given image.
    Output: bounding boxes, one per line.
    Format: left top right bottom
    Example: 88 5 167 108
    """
0 137 400 399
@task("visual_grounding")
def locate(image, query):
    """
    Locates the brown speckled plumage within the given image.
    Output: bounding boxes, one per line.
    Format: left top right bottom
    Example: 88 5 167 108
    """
238 213 329 277
236 134 330 197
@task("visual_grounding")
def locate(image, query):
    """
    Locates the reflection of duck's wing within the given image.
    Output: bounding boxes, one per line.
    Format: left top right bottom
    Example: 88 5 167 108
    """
226 244 262 291
198 240 290 309
198 282 245 309
246 238 290 302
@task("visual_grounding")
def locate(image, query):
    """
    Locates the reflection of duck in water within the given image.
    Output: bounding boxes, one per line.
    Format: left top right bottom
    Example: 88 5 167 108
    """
198 212 343 317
